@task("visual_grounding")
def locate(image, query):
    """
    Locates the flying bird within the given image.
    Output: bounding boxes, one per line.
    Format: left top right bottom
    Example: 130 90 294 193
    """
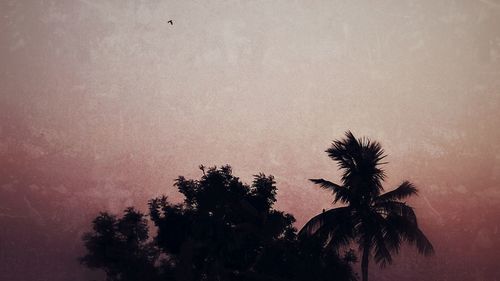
167 20 173 25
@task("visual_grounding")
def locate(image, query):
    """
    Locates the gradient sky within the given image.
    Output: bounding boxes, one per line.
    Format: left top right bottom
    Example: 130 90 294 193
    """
1 1 500 280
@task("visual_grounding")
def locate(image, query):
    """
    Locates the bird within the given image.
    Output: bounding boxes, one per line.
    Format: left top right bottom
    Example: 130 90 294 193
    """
167 20 173 25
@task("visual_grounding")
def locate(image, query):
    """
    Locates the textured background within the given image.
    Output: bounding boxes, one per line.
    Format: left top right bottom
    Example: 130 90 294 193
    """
1 1 500 280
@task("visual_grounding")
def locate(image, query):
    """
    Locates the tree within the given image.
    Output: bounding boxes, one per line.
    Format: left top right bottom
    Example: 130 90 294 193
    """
299 132 434 281
80 208 161 281
148 165 297 281
81 165 356 281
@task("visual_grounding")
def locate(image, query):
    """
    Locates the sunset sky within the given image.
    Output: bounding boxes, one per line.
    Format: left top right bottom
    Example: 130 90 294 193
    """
1 1 500 280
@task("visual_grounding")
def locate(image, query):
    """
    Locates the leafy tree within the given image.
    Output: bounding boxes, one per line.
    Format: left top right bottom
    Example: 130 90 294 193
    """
80 208 161 281
82 165 356 281
149 166 293 280
300 132 434 281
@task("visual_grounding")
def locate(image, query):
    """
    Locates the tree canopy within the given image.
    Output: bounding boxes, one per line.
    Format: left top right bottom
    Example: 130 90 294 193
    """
81 165 356 281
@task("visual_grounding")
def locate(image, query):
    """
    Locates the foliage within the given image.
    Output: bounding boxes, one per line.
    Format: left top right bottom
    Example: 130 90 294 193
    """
81 165 356 281
80 208 161 281
300 132 434 281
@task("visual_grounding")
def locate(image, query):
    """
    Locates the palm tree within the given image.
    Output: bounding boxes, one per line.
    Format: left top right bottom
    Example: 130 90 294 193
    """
299 132 434 281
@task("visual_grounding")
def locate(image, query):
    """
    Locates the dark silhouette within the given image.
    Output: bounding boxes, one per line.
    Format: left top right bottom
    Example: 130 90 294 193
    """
80 208 161 281
81 165 356 281
300 132 434 281
168 20 173 25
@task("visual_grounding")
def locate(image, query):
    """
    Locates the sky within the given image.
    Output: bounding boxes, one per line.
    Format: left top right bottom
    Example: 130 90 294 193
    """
1 0 500 280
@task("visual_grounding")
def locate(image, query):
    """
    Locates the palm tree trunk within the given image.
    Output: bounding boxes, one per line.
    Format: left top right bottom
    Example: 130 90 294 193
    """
361 244 370 281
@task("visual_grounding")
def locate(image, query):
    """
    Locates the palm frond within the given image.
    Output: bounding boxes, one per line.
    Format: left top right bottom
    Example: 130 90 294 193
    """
299 207 348 236
377 181 418 202
309 178 351 204
299 207 354 248
372 230 392 267
381 217 402 255
413 228 434 256
326 131 387 195
375 201 417 225
385 213 434 256
325 131 359 178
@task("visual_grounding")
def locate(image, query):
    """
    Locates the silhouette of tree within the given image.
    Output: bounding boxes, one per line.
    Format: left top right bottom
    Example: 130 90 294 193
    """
299 132 434 281
254 234 357 281
81 165 356 281
80 208 162 281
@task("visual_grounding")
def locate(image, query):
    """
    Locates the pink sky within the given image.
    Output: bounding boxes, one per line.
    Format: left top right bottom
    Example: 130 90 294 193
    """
1 1 500 280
